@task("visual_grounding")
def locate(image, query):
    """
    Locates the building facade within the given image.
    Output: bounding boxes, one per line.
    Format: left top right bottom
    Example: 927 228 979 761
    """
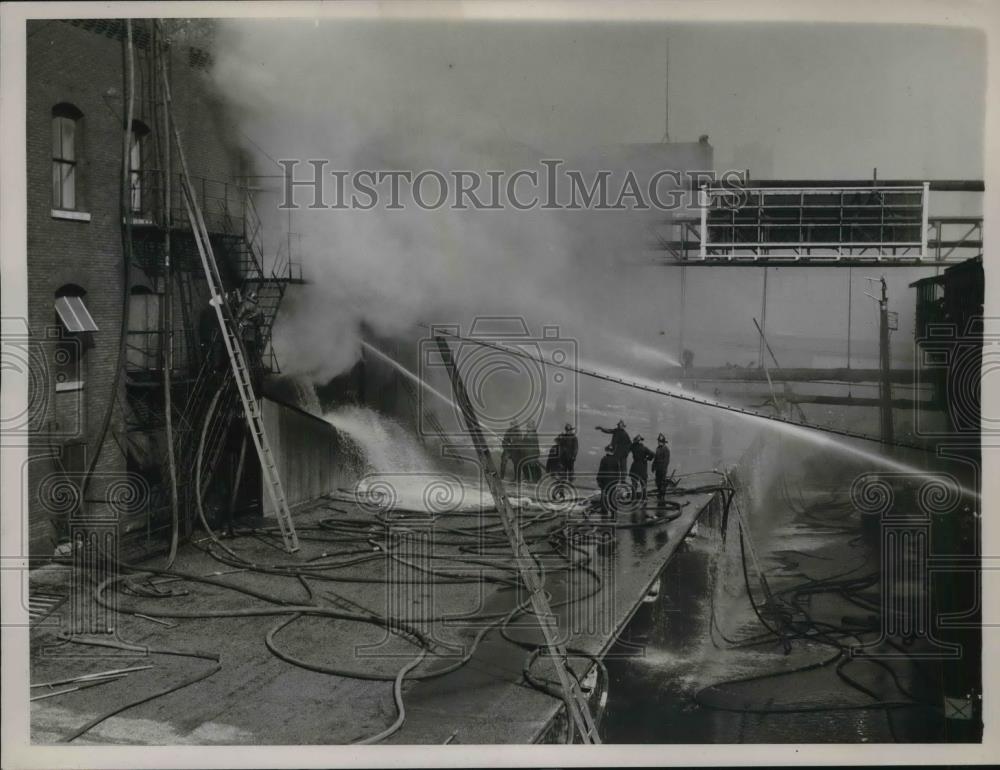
26 19 277 560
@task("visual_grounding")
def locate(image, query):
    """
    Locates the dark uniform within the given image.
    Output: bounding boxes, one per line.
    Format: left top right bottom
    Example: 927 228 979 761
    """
556 427 578 483
596 423 631 484
545 441 562 475
628 439 655 500
596 449 620 517
500 423 521 481
653 438 672 498
237 297 265 391
521 422 541 482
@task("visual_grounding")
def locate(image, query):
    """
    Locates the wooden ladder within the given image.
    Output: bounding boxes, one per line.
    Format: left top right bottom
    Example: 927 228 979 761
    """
433 335 600 744
160 56 299 553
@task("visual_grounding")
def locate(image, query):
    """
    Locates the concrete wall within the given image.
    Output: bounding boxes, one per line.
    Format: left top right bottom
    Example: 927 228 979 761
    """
260 397 357 516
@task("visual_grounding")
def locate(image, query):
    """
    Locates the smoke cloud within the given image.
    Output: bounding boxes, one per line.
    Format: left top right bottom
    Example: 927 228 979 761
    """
210 19 695 385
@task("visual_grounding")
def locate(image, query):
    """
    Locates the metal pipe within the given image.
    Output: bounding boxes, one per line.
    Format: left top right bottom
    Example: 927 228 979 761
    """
698 185 708 260
156 26 181 566
31 665 154 689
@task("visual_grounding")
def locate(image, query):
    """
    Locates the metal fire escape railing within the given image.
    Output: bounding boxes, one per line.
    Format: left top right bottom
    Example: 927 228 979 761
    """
123 159 303 545
129 169 243 237
216 189 301 373
159 52 300 550
656 181 983 266
125 170 296 377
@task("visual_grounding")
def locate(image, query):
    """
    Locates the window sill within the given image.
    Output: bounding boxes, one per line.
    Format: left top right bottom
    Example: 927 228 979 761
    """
55 380 84 392
51 209 91 222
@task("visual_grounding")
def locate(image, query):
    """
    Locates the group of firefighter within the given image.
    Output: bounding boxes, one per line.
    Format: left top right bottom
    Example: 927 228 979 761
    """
497 417 672 516
498 419 574 485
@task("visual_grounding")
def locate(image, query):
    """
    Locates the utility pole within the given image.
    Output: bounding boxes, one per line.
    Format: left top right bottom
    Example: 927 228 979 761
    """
846 266 853 369
863 275 894 445
877 276 895 445
662 37 670 143
677 265 686 364
758 268 769 368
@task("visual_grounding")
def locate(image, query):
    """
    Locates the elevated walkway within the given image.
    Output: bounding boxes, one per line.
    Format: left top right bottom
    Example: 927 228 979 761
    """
655 179 983 266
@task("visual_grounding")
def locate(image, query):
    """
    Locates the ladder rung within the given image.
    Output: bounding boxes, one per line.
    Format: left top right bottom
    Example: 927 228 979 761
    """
178 157 299 554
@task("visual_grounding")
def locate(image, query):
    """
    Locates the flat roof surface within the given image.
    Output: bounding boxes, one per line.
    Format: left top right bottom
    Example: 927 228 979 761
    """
29 484 719 745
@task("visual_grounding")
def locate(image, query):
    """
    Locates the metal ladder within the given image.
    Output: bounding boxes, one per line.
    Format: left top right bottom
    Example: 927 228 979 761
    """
433 336 601 744
159 58 299 553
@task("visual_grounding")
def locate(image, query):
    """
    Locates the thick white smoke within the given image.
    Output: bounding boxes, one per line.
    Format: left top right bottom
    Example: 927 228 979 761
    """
209 19 690 385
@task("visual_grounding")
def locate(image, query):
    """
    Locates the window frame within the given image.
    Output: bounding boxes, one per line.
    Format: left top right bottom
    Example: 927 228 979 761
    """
51 104 83 212
126 284 163 371
129 120 151 216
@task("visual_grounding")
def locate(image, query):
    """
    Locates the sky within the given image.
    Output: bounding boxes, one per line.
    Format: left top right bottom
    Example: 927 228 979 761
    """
211 19 986 380
218 20 984 176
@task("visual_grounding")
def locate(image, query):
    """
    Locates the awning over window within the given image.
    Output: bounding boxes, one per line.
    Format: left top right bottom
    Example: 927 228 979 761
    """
55 295 99 333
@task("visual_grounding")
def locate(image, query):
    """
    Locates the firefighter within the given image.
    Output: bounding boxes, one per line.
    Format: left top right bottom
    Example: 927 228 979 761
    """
521 419 541 483
237 291 265 387
596 419 631 484
556 423 578 484
545 439 562 476
653 432 672 499
544 439 570 501
596 444 620 517
236 290 261 332
628 434 655 500
499 420 521 481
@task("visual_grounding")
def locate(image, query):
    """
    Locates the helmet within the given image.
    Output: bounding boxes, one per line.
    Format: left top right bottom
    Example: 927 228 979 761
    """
564 423 574 432
657 433 666 444
604 444 614 453
617 419 625 428
634 434 644 442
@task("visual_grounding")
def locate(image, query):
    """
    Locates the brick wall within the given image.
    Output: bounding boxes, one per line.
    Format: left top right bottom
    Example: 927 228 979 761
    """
25 20 245 559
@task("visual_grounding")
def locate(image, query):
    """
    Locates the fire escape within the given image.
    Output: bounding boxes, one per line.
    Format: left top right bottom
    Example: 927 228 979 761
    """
121 24 304 548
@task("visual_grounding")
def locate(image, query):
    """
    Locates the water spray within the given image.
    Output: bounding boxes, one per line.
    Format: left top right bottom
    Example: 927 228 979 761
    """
419 323 979 499
358 339 501 439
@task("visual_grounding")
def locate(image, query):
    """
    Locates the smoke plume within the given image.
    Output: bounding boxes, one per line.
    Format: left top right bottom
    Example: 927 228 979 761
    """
210 19 691 385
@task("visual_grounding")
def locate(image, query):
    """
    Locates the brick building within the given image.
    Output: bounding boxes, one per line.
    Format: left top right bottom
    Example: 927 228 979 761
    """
25 19 286 560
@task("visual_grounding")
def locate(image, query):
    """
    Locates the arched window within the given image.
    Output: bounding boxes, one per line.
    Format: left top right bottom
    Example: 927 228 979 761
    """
129 120 150 215
127 285 162 370
51 104 83 210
